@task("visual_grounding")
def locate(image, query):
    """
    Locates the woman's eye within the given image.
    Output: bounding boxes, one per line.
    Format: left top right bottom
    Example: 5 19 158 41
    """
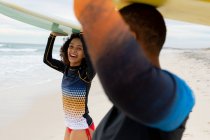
77 47 82 51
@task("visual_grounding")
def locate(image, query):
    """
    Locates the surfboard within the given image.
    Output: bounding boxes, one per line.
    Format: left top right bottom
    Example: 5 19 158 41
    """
113 0 210 27
113 0 167 9
1 0 210 35
159 0 210 26
0 0 81 35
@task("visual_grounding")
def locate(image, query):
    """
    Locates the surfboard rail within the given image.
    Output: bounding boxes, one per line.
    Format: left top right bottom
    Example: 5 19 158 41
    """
159 0 210 26
113 0 167 9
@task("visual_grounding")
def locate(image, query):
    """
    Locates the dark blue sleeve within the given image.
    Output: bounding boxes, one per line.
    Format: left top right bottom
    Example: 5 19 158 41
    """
149 71 195 131
95 35 195 131
43 34 65 73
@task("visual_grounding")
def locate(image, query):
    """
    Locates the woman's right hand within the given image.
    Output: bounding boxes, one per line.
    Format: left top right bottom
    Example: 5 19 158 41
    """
50 32 68 36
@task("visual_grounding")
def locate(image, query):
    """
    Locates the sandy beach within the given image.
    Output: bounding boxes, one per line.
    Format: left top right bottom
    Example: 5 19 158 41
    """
0 48 210 140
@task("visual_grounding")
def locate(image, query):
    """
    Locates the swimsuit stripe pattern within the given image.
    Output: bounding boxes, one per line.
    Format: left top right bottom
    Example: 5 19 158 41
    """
62 72 90 129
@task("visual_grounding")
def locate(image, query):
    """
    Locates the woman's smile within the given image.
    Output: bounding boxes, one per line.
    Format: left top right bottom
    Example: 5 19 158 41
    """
69 53 77 59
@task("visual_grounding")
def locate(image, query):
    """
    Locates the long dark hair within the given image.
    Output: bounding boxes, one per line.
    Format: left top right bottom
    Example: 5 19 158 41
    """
60 33 86 66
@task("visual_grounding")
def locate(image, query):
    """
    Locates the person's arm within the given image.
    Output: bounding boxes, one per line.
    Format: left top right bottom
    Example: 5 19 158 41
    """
74 0 195 131
43 33 65 73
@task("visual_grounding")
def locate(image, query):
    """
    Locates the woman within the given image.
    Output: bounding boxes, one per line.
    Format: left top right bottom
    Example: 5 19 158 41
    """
43 32 95 140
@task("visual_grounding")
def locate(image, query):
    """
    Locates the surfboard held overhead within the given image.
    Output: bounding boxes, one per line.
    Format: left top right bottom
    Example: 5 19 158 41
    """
0 0 81 35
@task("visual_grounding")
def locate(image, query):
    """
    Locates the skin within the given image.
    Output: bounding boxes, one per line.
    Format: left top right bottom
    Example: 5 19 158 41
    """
74 0 132 64
68 38 85 67
130 31 160 67
51 32 92 140
64 128 94 140
74 1 160 68
136 40 160 68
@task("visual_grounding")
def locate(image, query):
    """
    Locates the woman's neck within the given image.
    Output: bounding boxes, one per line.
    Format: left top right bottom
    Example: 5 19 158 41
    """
70 62 81 67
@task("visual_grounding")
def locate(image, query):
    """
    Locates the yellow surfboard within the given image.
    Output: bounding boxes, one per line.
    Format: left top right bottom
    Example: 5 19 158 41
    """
159 0 210 26
113 0 210 27
113 0 167 9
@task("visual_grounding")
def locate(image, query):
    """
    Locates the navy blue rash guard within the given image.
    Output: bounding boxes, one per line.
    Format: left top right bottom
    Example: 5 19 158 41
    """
43 34 95 129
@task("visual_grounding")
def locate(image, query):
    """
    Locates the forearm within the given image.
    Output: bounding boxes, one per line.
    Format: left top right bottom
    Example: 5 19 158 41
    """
43 34 55 63
75 0 129 62
43 34 65 72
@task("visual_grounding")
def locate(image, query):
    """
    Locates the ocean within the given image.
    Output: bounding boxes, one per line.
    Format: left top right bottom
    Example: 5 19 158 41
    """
0 42 208 92
0 42 65 128
0 42 61 92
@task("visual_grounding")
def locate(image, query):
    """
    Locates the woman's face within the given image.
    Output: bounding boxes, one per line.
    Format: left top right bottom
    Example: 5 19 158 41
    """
67 38 85 66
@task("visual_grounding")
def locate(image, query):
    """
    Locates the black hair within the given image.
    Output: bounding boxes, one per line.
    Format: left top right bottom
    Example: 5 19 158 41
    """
119 3 166 55
60 33 86 66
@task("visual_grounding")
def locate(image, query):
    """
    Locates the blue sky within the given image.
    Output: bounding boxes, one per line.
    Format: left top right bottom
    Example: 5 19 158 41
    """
0 0 210 48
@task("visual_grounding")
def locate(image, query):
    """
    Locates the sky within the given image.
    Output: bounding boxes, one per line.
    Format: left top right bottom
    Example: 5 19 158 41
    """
0 0 210 48
0 0 77 44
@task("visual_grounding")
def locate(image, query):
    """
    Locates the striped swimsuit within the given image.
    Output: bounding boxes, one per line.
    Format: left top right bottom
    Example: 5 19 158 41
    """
43 34 95 130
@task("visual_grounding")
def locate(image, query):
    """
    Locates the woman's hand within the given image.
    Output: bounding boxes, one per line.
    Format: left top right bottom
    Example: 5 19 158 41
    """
50 32 68 36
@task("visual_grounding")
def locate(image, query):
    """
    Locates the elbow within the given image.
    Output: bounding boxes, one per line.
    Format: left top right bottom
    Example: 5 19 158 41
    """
43 55 48 64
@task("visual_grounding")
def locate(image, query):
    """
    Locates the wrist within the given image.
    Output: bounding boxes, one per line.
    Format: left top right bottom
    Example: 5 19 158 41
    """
50 33 56 38
74 1 113 22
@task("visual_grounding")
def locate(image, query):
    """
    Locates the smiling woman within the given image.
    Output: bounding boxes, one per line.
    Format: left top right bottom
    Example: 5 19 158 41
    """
43 32 96 140
67 38 85 67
